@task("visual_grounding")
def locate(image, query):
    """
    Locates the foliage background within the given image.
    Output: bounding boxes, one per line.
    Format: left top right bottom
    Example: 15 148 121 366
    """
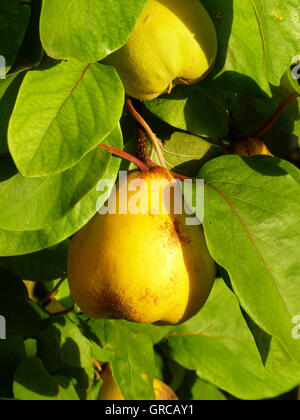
0 0 299 400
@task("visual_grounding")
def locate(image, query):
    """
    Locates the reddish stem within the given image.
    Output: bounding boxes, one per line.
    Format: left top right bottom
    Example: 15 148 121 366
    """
249 94 300 138
98 144 148 172
42 276 67 308
52 306 74 318
126 98 167 167
100 143 193 181
136 126 159 169
170 171 194 181
136 126 149 163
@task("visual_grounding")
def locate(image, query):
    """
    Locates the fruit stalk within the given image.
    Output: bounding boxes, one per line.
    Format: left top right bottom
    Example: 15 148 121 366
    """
249 94 300 138
126 98 167 168
98 143 148 172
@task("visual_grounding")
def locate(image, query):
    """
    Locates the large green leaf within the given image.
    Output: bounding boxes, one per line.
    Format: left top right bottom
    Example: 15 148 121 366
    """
151 132 222 176
251 69 300 138
163 279 300 400
8 61 124 177
0 0 30 73
0 73 25 153
144 83 228 140
0 336 25 398
203 0 271 97
0 128 122 231
0 267 50 337
251 0 300 86
13 357 73 400
0 241 69 282
0 129 122 256
199 155 300 363
37 317 93 376
176 372 227 400
37 317 94 399
9 0 44 76
85 319 168 400
40 0 148 62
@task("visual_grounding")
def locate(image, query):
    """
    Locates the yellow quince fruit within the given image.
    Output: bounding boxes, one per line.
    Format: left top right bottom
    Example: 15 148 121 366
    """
103 0 217 100
67 167 216 325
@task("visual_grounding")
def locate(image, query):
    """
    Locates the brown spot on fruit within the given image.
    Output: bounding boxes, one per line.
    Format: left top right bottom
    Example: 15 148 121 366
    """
90 289 140 322
172 218 192 245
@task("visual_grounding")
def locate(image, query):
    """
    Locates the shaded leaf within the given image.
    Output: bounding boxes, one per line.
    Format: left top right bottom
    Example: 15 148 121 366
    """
9 0 44 75
177 371 227 400
85 319 167 400
0 241 70 282
0 267 50 337
0 336 25 398
144 83 228 139
151 132 221 176
0 73 24 153
0 0 30 73
13 357 58 400
203 0 271 97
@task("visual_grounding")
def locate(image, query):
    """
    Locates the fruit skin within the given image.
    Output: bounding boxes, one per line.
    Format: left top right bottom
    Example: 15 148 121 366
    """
229 138 273 157
67 167 216 325
103 0 217 100
99 365 178 400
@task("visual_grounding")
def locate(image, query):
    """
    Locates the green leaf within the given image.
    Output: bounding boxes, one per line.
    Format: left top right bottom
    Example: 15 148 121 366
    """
24 339 38 359
0 133 121 231
0 0 30 73
9 0 44 75
163 279 300 400
55 375 80 401
200 155 300 363
0 336 25 398
86 319 163 400
251 69 300 138
144 84 228 139
0 129 122 256
13 357 58 400
241 307 292 372
45 278 73 310
37 317 94 377
151 132 222 176
0 73 25 153
40 0 148 62
203 0 271 97
86 378 102 401
37 317 94 399
0 241 69 282
8 61 124 177
251 0 300 86
0 267 50 337
177 372 227 400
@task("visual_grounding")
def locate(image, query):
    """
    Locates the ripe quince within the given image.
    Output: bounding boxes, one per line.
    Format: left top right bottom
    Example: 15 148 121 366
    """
104 0 217 100
68 167 216 325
